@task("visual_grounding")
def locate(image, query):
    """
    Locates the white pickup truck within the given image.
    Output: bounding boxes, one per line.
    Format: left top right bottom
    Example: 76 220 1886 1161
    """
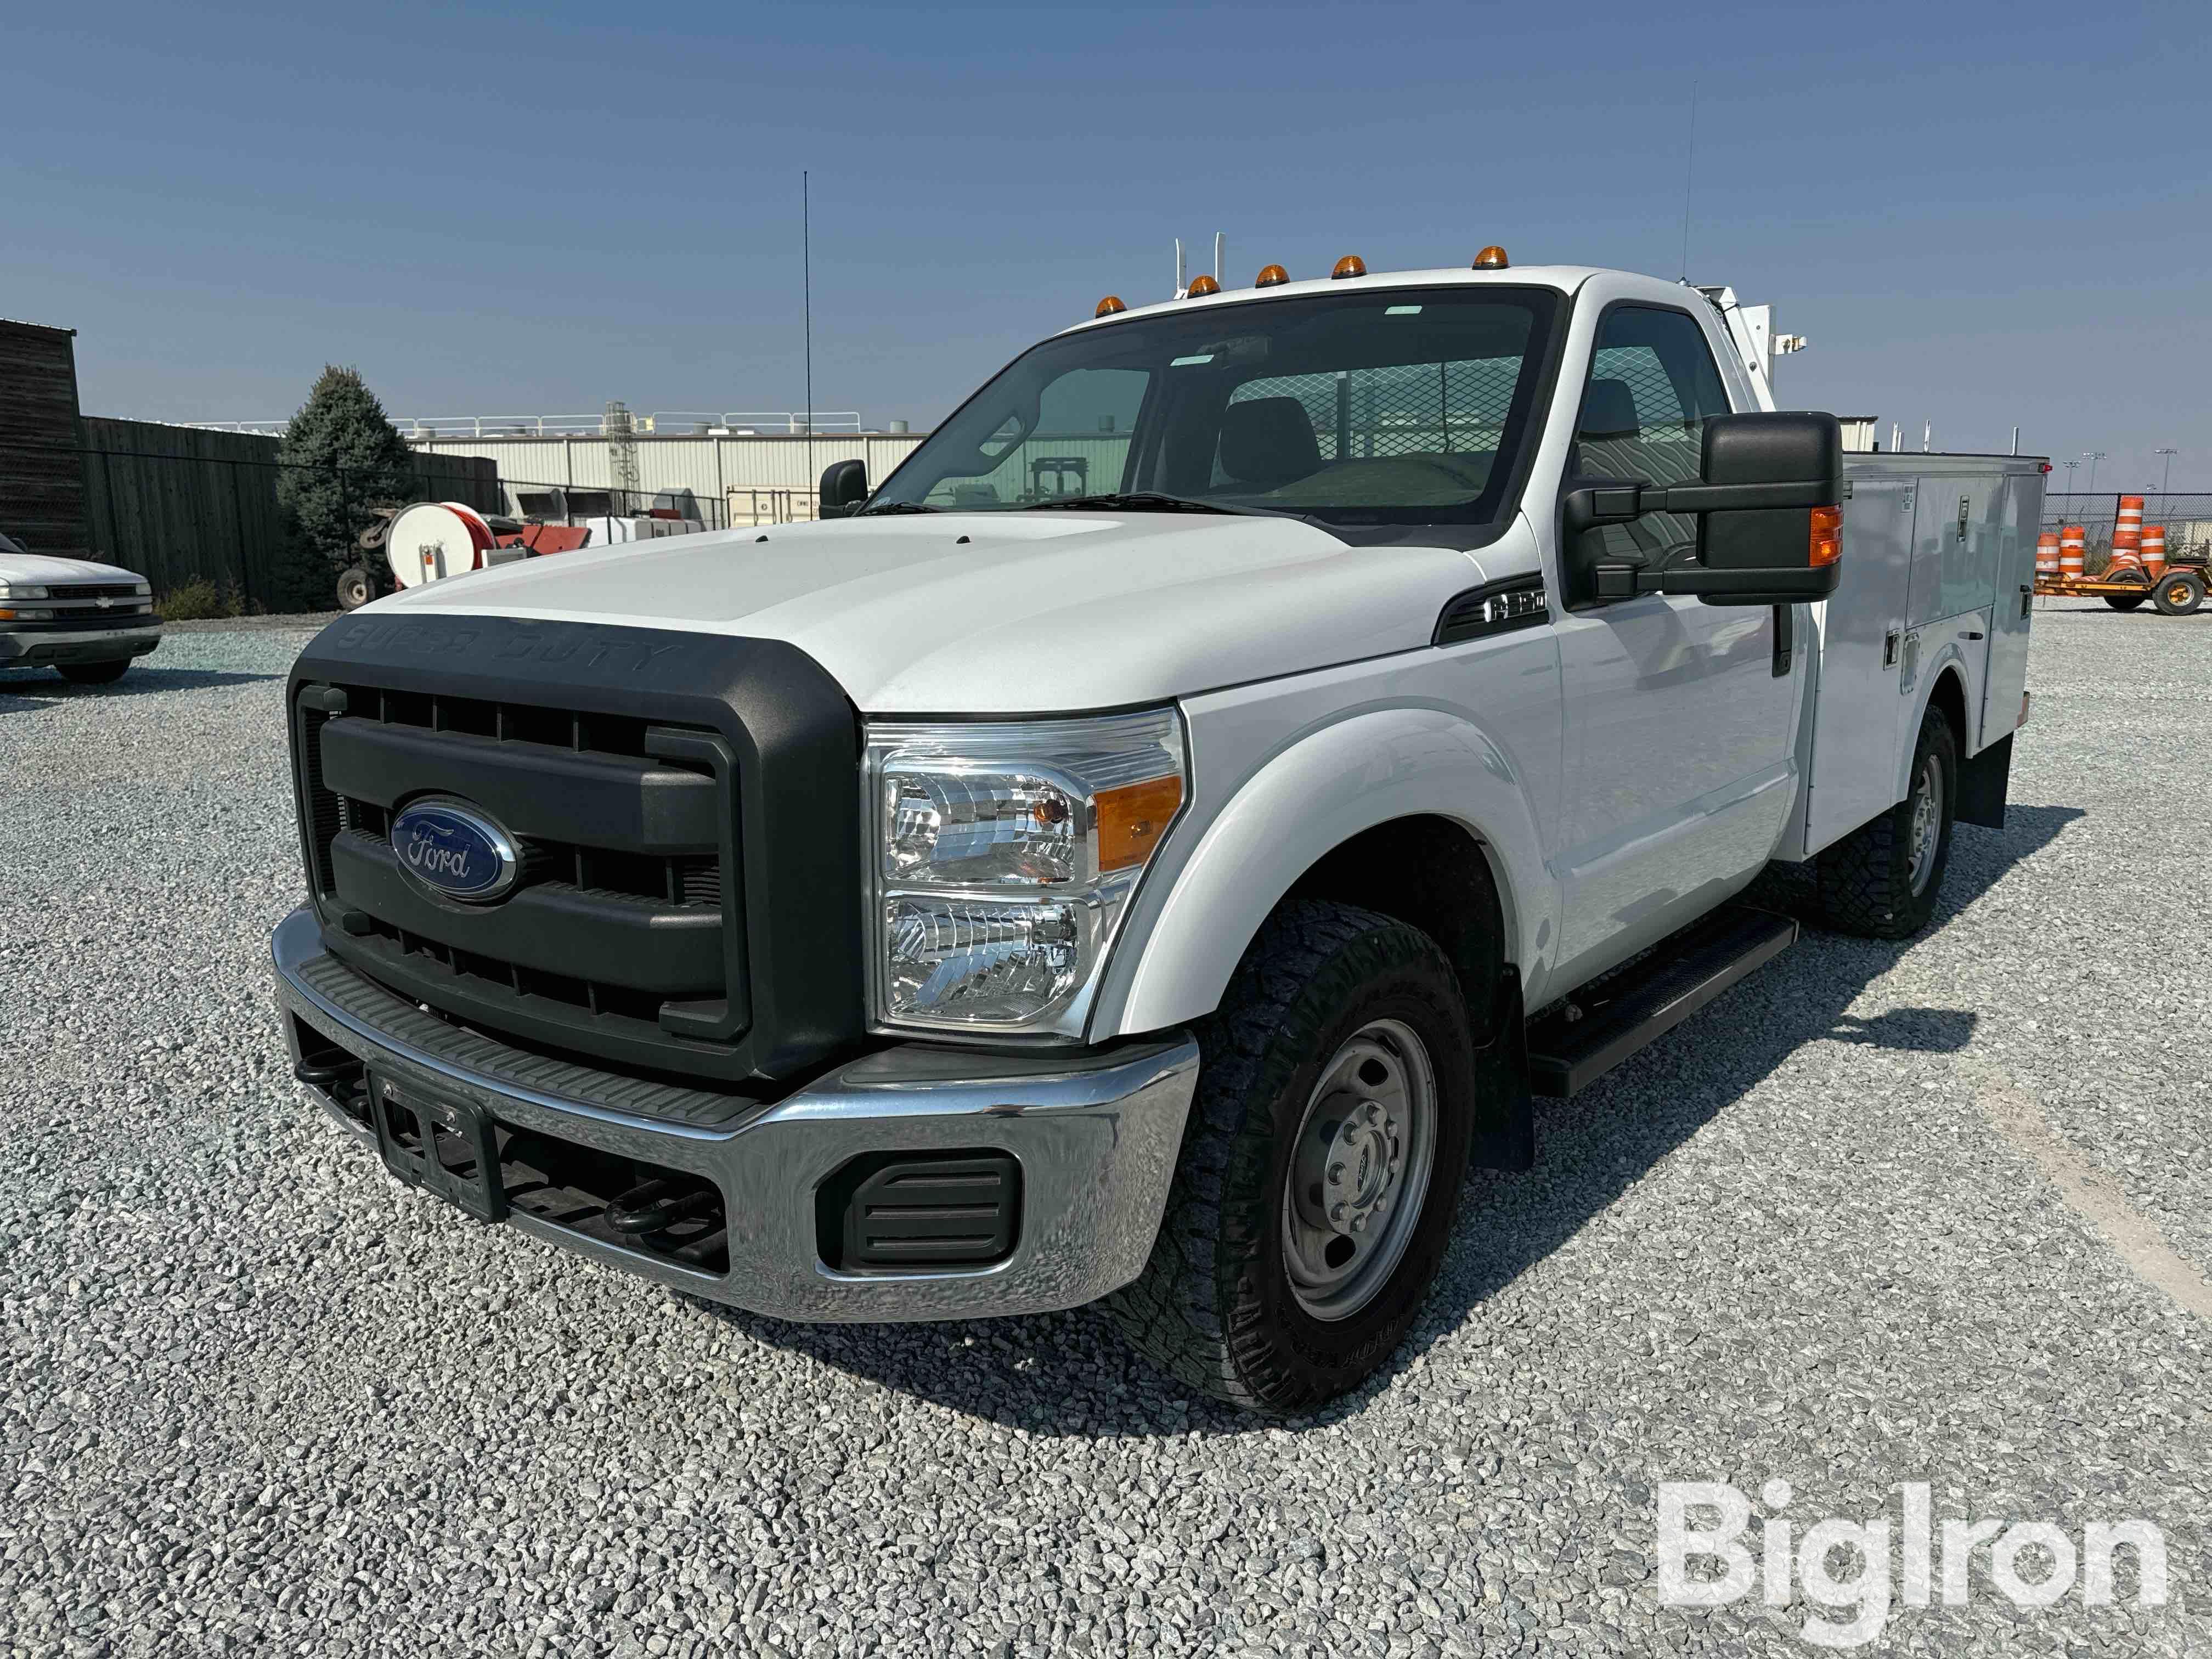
0 531 161 682
271 255 2040 1410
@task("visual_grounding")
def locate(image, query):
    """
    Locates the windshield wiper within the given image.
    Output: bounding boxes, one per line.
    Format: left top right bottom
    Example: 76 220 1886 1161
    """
855 500 939 516
1024 492 1239 516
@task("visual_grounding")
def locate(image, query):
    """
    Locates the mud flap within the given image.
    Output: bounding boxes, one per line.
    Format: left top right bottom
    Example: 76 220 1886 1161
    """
1958 732 2013 830
1469 964 1534 1172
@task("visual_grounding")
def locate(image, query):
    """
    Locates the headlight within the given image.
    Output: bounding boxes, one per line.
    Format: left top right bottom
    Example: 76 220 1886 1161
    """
0 583 49 601
132 580 152 597
865 709 1187 1033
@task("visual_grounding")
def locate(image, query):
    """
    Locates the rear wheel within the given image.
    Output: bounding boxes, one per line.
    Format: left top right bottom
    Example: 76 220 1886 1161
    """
1815 707 1959 939
336 566 375 611
2153 571 2206 617
2104 594 2147 612
57 659 131 685
1106 900 1477 1412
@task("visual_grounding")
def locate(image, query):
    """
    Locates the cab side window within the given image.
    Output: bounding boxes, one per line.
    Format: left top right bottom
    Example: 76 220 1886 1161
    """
1576 306 1732 556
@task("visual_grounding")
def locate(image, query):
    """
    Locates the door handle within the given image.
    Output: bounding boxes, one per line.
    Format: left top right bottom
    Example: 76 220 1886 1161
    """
1960 629 1984 641
1883 630 1900 668
2020 583 2033 619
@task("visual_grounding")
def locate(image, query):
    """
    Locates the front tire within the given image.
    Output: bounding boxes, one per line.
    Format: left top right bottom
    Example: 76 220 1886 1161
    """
57 659 131 685
2153 571 2206 617
1815 707 1959 939
1106 900 1476 1412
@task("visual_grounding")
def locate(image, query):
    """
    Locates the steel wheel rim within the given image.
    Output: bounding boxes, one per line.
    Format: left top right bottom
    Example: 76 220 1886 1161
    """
1280 1018 1437 1323
1907 752 1943 896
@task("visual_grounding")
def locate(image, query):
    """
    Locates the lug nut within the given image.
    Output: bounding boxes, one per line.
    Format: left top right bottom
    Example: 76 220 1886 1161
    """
1328 1162 1345 1183
1343 1122 1360 1144
1364 1102 1382 1125
1352 1214 1369 1232
1329 1202 1347 1225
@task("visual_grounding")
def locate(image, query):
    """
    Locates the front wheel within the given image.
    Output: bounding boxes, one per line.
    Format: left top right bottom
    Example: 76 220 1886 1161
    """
2153 571 2207 617
1106 900 1476 1412
1815 708 1959 939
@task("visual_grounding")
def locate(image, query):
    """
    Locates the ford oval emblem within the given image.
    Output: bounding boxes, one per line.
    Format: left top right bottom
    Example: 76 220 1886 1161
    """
390 797 522 903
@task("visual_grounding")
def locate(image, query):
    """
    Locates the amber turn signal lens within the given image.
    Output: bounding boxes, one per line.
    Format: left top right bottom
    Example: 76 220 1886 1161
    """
1255 263 1289 287
1097 774 1184 872
1094 295 1126 317
1331 255 1367 280
1185 274 1220 297
1809 505 1843 567
1472 245 1509 270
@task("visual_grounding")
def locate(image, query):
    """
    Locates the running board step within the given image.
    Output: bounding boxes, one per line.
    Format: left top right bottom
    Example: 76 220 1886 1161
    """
1526 906 1798 1098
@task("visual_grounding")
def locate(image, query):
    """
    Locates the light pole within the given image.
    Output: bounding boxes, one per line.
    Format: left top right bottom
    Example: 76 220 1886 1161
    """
2083 450 2107 496
2154 447 2178 495
2062 459 2079 493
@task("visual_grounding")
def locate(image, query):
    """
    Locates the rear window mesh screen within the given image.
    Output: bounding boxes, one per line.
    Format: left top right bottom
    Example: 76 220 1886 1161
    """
1227 356 1525 464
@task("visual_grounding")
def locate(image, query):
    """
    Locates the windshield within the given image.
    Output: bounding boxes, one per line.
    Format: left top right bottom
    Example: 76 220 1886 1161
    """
869 286 1561 530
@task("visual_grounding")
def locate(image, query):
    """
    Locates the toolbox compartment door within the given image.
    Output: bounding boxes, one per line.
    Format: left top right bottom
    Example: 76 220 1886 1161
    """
1802 475 1916 855
1979 471 2039 748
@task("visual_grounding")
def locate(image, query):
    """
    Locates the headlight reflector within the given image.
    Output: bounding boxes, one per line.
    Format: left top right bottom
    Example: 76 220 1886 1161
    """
0 583 50 601
866 710 1186 1032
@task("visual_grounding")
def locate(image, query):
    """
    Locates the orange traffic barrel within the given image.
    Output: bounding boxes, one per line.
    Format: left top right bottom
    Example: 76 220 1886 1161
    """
2035 530 2061 574
2112 494 2145 566
2060 525 2086 578
2142 524 2168 578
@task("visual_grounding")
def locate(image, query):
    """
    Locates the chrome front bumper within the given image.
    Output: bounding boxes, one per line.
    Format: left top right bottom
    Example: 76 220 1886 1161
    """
269 906 1198 1321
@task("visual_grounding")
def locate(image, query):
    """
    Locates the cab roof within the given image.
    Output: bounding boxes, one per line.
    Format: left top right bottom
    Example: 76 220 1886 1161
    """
1057 263 1649 337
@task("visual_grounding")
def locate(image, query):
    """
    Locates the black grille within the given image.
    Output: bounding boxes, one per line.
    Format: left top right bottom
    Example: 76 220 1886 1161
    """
50 583 143 601
294 677 747 1077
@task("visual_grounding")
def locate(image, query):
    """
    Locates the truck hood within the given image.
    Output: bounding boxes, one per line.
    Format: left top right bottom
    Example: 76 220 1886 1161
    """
0 550 146 586
363 512 1495 713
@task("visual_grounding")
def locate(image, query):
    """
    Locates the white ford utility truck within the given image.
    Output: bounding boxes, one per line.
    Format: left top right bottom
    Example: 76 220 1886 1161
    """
272 256 2041 1410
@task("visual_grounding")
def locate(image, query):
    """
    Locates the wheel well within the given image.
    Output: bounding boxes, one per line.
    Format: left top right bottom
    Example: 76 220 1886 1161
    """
1283 815 1508 1040
1927 665 1968 751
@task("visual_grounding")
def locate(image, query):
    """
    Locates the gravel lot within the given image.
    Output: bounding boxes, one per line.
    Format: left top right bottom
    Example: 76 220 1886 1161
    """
2 606 2207 1658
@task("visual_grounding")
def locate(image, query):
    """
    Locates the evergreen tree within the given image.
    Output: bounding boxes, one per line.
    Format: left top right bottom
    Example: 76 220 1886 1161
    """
275 366 416 584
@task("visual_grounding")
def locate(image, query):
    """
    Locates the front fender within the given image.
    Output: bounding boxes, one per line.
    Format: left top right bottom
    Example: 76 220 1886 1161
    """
1096 704 1556 1037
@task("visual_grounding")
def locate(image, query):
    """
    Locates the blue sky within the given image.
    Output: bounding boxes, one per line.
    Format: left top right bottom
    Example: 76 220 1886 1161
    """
9 0 2210 489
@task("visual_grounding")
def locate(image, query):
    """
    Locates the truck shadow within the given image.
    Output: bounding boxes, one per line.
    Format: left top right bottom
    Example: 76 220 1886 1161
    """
0 665 281 708
703 803 2086 1437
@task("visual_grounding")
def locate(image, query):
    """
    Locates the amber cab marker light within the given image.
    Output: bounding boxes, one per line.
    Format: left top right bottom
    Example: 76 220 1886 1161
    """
1809 505 1844 567
1184 274 1220 298
1472 245 1510 270
1331 254 1367 280
1094 295 1126 318
1098 774 1185 872
1255 263 1289 288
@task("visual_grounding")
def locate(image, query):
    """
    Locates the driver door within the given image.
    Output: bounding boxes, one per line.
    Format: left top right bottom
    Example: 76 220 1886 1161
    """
1550 304 1801 984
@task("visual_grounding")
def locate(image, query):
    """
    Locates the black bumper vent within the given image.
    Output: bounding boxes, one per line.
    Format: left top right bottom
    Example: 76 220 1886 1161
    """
819 1151 1022 1272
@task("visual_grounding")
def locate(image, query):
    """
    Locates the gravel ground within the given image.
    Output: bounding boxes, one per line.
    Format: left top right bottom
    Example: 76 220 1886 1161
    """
2 606 2207 1658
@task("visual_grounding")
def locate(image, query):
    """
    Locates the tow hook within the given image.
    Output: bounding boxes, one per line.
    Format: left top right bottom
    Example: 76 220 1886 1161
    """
606 1178 720 1235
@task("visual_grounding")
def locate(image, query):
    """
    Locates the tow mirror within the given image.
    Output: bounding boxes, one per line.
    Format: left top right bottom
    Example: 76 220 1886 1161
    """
819 459 869 518
1563 412 1844 607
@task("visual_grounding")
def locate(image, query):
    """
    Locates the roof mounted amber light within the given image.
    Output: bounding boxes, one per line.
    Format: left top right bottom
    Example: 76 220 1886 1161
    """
1472 245 1510 270
1185 274 1220 297
1094 295 1127 318
1255 263 1289 287
1331 254 1367 280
